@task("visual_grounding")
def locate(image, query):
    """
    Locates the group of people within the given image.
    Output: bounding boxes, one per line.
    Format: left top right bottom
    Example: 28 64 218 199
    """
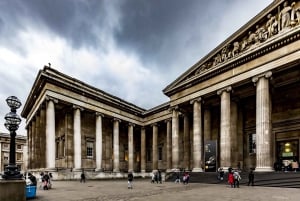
23 171 52 190
174 171 190 184
151 170 162 184
218 167 255 188
39 171 52 190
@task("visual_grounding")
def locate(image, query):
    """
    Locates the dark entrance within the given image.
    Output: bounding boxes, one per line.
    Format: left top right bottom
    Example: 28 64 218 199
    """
276 140 299 171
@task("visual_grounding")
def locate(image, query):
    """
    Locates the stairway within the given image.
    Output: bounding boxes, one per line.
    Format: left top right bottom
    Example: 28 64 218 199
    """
165 171 300 188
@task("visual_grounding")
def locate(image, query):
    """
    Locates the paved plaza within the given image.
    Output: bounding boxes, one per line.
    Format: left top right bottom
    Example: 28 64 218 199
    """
34 179 300 201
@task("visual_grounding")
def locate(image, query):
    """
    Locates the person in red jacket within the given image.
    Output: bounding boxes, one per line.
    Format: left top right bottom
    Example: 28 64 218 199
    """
228 170 234 188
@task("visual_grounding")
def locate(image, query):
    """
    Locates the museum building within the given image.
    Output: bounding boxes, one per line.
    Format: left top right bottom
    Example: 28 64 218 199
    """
21 0 300 178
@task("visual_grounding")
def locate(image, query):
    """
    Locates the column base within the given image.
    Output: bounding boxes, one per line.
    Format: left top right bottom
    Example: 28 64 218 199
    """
192 167 203 172
254 167 274 172
95 168 103 172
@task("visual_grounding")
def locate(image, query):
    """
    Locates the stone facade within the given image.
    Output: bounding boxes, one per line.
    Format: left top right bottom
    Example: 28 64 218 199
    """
21 0 300 178
0 133 27 173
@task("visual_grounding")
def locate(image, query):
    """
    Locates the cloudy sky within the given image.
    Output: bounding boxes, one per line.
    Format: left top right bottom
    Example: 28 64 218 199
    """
0 0 272 135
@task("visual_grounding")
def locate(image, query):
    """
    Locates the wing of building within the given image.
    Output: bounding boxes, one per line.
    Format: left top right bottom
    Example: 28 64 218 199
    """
21 0 300 178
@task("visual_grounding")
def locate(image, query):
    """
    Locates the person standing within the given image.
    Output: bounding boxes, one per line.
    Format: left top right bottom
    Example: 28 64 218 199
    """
128 171 134 189
228 171 234 188
248 168 254 186
233 170 241 188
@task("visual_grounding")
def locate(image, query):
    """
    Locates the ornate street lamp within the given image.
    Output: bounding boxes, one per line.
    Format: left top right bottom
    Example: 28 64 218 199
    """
2 96 23 179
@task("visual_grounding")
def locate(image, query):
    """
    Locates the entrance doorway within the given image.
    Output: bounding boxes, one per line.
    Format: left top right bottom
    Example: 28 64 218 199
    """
276 140 299 171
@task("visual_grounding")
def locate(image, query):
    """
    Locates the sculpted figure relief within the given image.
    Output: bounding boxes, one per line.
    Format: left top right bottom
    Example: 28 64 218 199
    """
232 41 239 57
266 13 278 37
279 1 292 30
188 0 300 79
291 1 300 25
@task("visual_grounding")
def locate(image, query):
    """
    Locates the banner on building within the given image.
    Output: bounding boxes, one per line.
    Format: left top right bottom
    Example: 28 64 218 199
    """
204 140 217 172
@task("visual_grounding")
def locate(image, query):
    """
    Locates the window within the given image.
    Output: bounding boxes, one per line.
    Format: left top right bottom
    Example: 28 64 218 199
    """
4 153 9 161
86 141 93 158
17 152 22 161
249 133 256 154
158 147 163 161
3 143 9 149
17 144 22 150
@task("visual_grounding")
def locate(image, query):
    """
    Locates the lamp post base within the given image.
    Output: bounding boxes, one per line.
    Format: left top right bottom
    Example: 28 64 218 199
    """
2 165 23 180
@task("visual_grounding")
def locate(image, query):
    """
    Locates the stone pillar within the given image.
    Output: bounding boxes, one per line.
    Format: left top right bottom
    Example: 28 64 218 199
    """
40 106 46 168
73 105 82 170
95 113 103 171
183 113 190 170
27 124 32 169
152 123 158 171
45 97 57 170
140 127 146 173
204 108 211 141
252 71 273 172
172 107 179 170
231 100 238 168
113 118 120 172
217 86 232 169
166 119 172 171
128 123 134 172
35 114 40 168
31 120 36 169
191 98 203 172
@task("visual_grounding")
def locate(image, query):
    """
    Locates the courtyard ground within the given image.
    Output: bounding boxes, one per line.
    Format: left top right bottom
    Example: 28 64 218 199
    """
33 179 300 201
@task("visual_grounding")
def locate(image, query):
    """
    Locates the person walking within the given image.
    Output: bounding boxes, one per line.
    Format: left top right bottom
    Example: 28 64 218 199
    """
248 168 254 186
80 171 86 183
128 171 134 189
228 168 234 188
233 170 241 188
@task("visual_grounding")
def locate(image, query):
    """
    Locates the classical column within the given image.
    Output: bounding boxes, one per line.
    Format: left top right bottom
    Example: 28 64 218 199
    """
140 127 146 173
35 114 40 168
152 123 158 171
40 105 46 168
183 113 190 170
95 113 103 171
113 118 120 172
26 125 31 171
217 86 232 169
73 105 83 170
204 108 211 141
231 100 238 168
128 123 134 172
191 98 203 172
31 120 36 169
172 107 179 170
45 97 57 170
166 119 172 171
252 71 273 172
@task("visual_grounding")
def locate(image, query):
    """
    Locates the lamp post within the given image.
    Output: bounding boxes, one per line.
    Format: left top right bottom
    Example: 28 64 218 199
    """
2 96 22 179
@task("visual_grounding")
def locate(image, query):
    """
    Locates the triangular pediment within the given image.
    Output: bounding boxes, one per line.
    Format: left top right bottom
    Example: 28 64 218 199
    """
163 0 300 96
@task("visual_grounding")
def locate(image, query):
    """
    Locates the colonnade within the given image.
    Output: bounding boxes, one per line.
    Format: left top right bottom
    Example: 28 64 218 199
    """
27 71 273 172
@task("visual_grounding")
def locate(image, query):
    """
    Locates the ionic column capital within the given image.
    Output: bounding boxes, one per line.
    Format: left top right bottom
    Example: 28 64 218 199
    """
45 95 58 104
217 86 232 95
113 118 121 123
95 112 104 117
73 104 84 111
164 118 172 123
252 71 272 85
168 105 179 112
128 122 135 127
190 97 202 105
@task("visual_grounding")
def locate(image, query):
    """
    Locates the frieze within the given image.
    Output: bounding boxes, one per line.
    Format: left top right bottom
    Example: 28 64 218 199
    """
186 0 300 81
